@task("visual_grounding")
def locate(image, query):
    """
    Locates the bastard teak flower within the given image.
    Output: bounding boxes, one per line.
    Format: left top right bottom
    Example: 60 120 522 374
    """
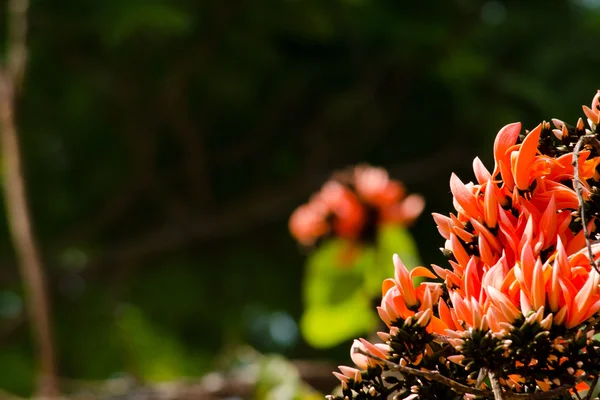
328 92 600 400
293 164 425 349
289 164 425 246
289 164 425 247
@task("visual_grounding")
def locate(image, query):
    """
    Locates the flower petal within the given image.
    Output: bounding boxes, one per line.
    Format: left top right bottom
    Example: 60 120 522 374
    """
514 123 542 191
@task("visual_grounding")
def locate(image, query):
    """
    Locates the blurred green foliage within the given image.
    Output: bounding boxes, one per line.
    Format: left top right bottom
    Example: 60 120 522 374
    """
1 0 600 396
256 355 323 400
301 226 420 348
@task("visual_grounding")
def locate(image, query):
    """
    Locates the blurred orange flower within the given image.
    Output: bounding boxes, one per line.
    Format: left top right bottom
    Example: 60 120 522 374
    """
289 164 424 246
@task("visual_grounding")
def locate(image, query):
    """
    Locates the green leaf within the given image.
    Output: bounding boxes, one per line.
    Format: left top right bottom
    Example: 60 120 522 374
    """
99 0 193 46
0 346 34 396
300 230 421 348
301 292 377 349
364 226 422 295
301 239 377 347
303 239 370 307
115 304 188 381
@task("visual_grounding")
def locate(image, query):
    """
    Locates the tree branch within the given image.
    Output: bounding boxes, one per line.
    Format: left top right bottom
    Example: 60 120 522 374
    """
0 0 59 397
354 348 491 397
355 348 579 400
572 134 600 275
7 0 28 87
585 375 599 400
162 78 214 208
488 370 505 400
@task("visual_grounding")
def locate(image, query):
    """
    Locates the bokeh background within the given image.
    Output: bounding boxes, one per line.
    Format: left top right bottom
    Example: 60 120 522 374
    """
1 0 600 397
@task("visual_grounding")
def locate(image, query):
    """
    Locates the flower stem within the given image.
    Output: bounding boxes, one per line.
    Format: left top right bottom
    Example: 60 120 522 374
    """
488 371 505 400
572 134 600 275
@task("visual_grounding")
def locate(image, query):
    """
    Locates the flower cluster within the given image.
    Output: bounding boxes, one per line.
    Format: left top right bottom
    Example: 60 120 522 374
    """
289 165 424 246
329 91 600 399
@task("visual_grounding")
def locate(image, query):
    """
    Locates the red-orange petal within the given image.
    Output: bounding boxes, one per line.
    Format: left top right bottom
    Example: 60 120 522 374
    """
514 124 542 191
473 157 492 185
484 180 499 228
583 105 600 124
539 195 557 249
498 159 515 192
382 278 396 297
487 286 520 322
450 173 481 218
464 257 481 300
531 259 545 310
438 299 456 330
450 233 470 268
410 266 438 280
427 315 448 334
494 122 522 174
432 213 452 240
478 234 496 266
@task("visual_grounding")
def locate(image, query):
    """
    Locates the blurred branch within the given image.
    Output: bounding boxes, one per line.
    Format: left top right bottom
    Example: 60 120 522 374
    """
58 124 159 243
0 0 59 397
162 72 214 208
0 314 25 345
85 144 468 270
159 2 241 207
54 349 334 399
65 3 477 274
1 0 59 396
212 88 301 168
64 2 241 243
6 0 28 88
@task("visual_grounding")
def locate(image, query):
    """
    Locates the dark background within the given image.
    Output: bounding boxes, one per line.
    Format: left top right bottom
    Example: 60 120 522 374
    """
1 0 599 396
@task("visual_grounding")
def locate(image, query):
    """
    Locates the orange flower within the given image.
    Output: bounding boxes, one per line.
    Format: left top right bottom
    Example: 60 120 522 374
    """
402 93 600 380
317 181 365 241
332 365 361 387
583 90 600 125
377 254 446 333
350 338 389 370
330 92 600 400
289 164 424 246
353 165 404 207
288 202 330 245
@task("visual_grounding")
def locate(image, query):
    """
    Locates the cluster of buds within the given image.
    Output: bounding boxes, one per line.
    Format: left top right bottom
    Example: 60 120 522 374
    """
328 91 600 399
289 165 424 247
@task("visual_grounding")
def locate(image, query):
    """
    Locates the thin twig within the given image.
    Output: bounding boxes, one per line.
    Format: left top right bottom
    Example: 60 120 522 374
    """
585 375 599 400
432 332 450 343
476 368 488 389
354 348 491 397
573 134 600 275
0 0 59 397
355 348 578 400
7 0 28 87
488 370 505 400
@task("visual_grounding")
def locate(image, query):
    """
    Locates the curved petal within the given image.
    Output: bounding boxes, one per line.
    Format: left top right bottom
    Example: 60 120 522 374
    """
473 157 492 185
410 266 438 280
494 122 522 175
450 173 481 218
514 123 542 191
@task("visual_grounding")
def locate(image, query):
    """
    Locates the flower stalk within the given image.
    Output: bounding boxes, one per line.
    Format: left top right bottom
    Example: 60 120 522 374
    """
489 370 505 400
572 134 600 275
